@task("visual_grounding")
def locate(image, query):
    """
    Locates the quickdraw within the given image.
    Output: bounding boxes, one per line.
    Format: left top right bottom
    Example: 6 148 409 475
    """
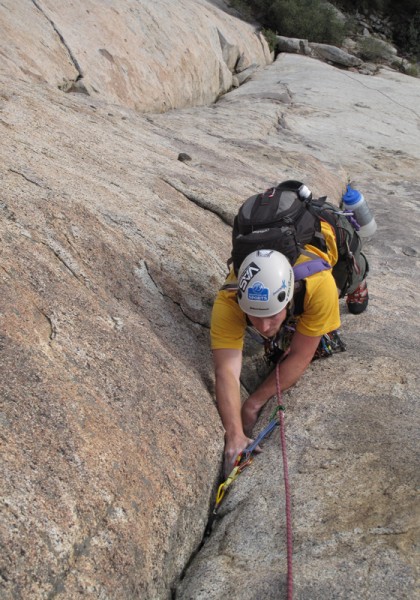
205 408 284 537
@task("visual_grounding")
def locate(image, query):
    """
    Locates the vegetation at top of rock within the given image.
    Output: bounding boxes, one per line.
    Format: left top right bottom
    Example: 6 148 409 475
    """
231 0 348 46
336 0 420 58
230 0 420 59
357 36 395 62
261 27 279 52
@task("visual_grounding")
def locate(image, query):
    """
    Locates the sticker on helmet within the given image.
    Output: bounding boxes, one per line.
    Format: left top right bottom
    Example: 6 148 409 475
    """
274 280 287 295
238 262 261 292
247 281 269 302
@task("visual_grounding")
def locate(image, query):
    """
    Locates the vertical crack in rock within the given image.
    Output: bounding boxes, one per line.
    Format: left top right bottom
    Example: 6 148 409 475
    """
142 260 209 329
161 178 232 226
30 0 84 80
172 488 250 598
342 70 420 119
217 28 240 73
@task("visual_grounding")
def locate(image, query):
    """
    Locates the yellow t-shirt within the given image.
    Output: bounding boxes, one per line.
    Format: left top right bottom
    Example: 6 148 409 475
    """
210 222 340 350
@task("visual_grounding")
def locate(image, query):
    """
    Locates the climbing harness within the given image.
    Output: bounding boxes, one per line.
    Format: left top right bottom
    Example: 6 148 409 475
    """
247 318 346 365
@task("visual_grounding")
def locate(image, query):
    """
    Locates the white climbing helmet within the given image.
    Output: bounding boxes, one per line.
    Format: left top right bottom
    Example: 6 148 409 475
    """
237 250 294 317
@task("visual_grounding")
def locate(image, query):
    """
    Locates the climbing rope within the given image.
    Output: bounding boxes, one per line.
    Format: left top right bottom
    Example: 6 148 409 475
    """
276 362 293 600
206 365 294 599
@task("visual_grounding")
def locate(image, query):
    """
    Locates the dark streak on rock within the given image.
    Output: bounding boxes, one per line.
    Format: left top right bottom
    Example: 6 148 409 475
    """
30 0 84 79
161 177 231 227
9 168 47 188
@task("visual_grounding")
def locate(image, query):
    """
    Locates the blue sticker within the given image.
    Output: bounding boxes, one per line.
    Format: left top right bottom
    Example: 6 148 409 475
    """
247 281 269 302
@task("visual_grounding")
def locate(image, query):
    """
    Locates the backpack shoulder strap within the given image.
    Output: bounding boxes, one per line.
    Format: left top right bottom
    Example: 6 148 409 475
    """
293 257 331 281
220 282 239 291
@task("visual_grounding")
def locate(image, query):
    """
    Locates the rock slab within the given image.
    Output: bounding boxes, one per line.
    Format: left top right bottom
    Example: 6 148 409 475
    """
1 3 419 600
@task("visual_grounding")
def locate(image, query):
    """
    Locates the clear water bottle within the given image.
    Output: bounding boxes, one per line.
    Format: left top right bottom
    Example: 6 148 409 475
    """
342 184 377 238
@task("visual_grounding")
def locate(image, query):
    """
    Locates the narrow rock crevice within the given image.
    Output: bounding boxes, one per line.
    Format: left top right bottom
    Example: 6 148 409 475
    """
9 168 48 188
30 0 84 80
172 475 253 598
256 30 268 55
144 261 210 329
171 482 224 599
161 178 232 227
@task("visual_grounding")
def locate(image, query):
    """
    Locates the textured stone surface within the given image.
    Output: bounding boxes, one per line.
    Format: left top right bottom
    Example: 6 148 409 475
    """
0 45 337 600
309 42 363 66
176 57 420 599
0 0 271 112
0 79 226 597
1 2 419 599
0 0 79 86
276 35 311 55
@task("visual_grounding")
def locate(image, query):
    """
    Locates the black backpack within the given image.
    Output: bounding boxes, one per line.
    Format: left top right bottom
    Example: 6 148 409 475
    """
230 180 363 298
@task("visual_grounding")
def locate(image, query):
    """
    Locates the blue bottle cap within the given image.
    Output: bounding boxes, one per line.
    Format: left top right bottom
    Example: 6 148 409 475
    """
342 184 362 205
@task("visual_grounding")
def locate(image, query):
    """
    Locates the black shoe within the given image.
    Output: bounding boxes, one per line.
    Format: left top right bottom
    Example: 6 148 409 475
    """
347 279 368 314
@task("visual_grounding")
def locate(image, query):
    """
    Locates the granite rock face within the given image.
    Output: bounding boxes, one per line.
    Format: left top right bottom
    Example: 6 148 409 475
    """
309 42 363 67
177 55 420 600
1 1 419 599
0 0 271 112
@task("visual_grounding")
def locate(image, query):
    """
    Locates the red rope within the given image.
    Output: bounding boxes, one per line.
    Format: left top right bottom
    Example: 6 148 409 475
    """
276 362 293 599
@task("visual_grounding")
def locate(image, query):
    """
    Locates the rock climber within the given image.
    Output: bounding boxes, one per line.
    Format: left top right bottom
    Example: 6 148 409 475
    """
210 180 370 476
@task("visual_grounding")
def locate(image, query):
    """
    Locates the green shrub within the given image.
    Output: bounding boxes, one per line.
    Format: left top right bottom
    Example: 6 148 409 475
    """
405 64 419 78
232 0 349 46
230 0 420 60
358 37 395 61
262 28 278 52
333 1 420 59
